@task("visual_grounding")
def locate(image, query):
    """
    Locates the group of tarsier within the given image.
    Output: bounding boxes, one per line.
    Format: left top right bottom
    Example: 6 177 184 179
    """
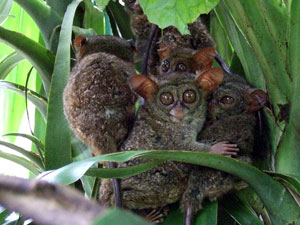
63 1 268 224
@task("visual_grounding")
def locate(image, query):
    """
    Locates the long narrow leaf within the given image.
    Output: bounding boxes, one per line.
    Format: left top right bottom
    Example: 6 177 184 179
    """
13 0 62 48
0 0 12 25
91 208 153 225
0 80 47 120
0 141 44 169
194 202 217 225
83 0 105 35
44 0 83 170
0 26 55 95
137 151 300 225
221 195 264 225
0 150 39 175
276 0 300 178
0 52 24 80
3 133 45 152
41 150 151 184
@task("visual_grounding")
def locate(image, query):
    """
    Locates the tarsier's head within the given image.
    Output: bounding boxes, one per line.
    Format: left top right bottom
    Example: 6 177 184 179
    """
74 35 135 62
208 75 267 120
124 0 143 14
130 69 224 123
157 46 216 77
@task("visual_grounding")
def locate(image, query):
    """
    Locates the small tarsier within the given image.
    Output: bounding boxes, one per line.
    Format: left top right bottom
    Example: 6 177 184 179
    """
63 35 137 156
157 45 216 76
99 70 241 215
124 0 215 75
181 74 267 224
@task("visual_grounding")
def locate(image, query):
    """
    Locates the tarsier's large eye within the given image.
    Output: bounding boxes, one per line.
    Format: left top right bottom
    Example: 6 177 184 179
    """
176 63 187 72
220 96 235 105
160 92 174 105
183 90 196 103
161 60 170 72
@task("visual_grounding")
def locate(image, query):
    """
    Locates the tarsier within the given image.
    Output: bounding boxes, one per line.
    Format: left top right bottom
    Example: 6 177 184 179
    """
155 45 267 224
182 74 267 224
99 67 244 216
63 35 137 207
63 35 136 156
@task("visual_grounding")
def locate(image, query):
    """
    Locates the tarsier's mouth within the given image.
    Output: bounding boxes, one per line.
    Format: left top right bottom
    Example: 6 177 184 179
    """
170 106 188 122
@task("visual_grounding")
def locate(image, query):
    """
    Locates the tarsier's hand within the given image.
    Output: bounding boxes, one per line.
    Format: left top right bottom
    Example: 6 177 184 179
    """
210 141 239 157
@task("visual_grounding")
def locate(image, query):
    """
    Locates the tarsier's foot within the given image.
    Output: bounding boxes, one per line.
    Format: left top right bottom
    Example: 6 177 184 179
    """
135 206 169 224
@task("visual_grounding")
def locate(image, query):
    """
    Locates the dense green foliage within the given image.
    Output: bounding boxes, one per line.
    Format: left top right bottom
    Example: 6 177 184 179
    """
0 0 299 224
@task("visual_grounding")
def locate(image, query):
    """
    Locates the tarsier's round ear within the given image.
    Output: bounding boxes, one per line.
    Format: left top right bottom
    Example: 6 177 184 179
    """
74 35 86 52
195 68 224 93
130 75 158 99
192 47 216 75
157 46 171 59
244 89 268 112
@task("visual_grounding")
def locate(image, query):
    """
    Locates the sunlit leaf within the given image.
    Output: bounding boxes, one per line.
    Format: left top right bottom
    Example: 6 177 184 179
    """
3 133 45 152
72 26 97 37
0 80 47 120
13 0 62 48
0 26 55 95
0 52 24 80
44 0 83 170
0 140 44 169
138 0 220 34
0 150 40 175
0 0 13 25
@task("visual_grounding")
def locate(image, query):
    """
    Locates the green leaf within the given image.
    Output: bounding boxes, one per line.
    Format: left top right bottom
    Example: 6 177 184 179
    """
0 26 55 95
221 0 290 105
265 171 300 196
44 0 83 170
41 150 151 184
83 0 105 35
0 0 12 25
0 51 24 80
72 26 97 38
0 80 48 120
94 0 110 11
85 161 160 178
138 0 220 34
104 10 113 35
3 133 45 152
221 195 264 225
0 209 10 224
13 0 62 48
106 1 134 39
137 151 300 225
0 150 40 175
0 140 44 169
46 0 73 18
194 202 217 225
91 208 153 225
276 0 300 178
161 207 184 225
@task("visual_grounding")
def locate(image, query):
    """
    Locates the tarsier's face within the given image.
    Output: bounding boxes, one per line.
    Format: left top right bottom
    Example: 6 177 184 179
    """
130 70 224 123
160 56 194 75
208 85 244 119
158 47 216 77
208 81 267 120
155 81 205 123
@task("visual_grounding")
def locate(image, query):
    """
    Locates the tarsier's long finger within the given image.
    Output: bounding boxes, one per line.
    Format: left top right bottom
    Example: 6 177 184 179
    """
224 147 239 152
223 143 238 148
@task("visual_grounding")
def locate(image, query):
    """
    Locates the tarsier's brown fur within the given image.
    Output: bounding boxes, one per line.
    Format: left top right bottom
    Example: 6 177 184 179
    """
63 35 137 156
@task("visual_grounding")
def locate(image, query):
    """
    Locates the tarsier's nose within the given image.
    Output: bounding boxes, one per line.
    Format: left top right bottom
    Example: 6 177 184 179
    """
170 102 188 121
